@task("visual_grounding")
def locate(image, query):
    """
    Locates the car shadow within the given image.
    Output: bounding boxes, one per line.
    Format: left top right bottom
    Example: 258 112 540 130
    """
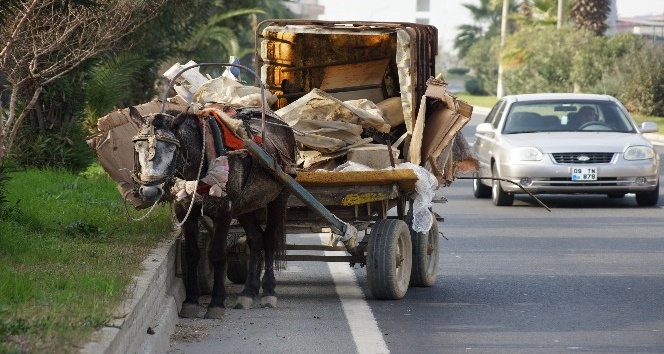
514 194 660 209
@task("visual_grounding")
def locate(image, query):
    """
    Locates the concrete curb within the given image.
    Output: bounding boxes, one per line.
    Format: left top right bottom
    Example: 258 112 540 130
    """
81 234 184 354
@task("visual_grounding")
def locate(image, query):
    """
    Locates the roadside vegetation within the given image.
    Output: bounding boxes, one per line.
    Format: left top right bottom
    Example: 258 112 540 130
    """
455 93 499 110
453 0 664 118
0 1 294 353
0 166 172 353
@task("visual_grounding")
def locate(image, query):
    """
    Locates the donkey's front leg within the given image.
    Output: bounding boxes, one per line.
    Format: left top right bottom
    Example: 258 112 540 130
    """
233 213 264 309
176 206 204 318
204 211 232 319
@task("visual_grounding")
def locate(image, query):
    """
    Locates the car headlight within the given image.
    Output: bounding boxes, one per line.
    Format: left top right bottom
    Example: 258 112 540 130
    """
511 147 543 161
623 146 655 160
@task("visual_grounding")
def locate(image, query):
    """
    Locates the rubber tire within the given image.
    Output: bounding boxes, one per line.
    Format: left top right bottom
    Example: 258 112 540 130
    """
473 172 492 198
408 211 439 287
366 219 412 300
492 165 514 206
635 181 659 206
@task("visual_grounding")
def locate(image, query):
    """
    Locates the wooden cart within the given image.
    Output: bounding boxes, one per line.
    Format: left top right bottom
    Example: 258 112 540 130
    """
148 20 473 300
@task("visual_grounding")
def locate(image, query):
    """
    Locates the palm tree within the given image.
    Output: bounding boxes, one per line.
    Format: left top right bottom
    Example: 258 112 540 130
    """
82 53 151 131
570 0 611 35
455 0 517 58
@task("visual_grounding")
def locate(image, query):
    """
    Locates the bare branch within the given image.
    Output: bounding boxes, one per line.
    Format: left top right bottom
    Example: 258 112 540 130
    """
0 0 39 63
0 0 168 162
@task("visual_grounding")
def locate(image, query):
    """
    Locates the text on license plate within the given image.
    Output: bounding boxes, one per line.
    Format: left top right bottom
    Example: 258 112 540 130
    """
571 167 597 181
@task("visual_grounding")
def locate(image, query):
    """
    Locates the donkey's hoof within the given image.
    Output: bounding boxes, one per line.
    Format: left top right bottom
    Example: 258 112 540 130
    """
180 303 203 318
204 306 225 319
233 295 254 309
261 295 277 308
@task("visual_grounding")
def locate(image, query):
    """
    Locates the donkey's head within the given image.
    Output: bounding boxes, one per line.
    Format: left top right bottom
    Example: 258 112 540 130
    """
129 106 180 203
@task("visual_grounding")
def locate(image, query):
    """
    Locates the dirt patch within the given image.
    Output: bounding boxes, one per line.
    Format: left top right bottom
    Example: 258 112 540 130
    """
170 320 210 343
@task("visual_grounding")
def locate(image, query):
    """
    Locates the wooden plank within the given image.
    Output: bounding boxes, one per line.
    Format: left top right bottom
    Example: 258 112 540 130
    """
295 169 418 192
286 184 398 206
320 59 389 90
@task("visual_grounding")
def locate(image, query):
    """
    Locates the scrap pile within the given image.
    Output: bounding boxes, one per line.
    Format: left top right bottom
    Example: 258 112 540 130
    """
87 59 476 209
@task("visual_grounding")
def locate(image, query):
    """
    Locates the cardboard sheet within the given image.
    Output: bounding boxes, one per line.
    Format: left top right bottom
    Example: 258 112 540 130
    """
405 77 475 183
87 97 189 208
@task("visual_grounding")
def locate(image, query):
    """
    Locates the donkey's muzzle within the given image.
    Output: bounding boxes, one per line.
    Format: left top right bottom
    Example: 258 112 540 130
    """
139 185 164 203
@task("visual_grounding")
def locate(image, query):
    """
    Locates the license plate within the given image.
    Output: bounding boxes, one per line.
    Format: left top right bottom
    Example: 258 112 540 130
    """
571 167 597 181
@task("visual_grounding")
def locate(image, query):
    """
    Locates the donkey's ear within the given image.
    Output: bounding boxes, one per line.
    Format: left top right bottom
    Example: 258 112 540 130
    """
128 106 145 125
172 110 189 129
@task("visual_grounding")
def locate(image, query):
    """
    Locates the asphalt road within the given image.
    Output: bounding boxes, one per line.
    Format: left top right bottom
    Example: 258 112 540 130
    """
168 112 664 354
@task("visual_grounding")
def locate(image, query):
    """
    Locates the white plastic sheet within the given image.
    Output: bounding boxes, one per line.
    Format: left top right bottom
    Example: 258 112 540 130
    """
333 161 438 233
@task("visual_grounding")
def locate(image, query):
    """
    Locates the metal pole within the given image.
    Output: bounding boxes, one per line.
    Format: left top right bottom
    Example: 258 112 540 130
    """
243 139 358 240
557 0 565 29
496 0 509 98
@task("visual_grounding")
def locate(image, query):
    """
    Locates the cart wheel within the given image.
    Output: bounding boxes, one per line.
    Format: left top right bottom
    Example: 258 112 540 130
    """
366 219 412 300
226 233 250 284
408 211 439 287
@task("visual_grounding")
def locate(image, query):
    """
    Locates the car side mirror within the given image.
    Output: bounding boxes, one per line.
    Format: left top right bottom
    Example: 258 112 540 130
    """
640 122 658 134
475 122 495 136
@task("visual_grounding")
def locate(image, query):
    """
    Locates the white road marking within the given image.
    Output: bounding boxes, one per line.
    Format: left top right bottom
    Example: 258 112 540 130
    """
319 234 390 354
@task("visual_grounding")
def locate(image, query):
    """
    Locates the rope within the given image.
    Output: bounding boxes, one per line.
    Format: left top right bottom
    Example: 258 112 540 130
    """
123 188 165 222
124 117 208 225
173 119 208 228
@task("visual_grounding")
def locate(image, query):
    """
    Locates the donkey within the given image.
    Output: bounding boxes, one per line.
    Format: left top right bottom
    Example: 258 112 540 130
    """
129 105 297 319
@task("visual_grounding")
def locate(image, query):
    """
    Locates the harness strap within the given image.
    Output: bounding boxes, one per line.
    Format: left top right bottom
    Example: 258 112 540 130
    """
198 107 263 150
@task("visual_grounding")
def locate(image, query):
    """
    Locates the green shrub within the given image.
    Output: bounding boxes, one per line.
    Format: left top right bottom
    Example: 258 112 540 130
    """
447 67 470 76
10 122 94 172
502 27 579 94
606 43 664 116
465 77 488 96
573 32 645 93
463 37 499 96
0 166 22 219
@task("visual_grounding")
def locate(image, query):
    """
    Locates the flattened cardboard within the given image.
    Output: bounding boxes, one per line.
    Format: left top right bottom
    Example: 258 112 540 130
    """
88 98 189 208
406 77 474 183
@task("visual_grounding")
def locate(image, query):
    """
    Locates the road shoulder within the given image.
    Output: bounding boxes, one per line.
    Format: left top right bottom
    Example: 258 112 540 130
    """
81 234 184 354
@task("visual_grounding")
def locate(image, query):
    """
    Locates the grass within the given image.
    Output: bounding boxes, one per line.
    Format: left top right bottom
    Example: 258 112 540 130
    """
0 165 173 354
454 93 499 110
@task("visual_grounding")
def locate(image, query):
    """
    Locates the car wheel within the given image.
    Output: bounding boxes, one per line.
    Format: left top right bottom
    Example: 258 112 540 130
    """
607 193 625 198
472 172 491 198
491 165 513 206
635 182 659 206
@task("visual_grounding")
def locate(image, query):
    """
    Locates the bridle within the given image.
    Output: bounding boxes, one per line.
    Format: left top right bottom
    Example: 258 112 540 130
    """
127 112 208 226
131 114 181 187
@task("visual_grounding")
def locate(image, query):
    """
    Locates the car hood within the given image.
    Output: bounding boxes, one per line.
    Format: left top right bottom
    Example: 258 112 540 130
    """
501 132 650 153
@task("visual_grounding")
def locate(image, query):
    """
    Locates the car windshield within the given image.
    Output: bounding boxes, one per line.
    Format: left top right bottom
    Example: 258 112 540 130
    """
502 100 637 134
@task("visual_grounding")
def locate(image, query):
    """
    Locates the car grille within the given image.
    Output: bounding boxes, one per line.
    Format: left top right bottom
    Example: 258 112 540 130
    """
551 152 614 164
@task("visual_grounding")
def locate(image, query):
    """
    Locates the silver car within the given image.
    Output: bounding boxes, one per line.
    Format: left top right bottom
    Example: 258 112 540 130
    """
472 93 660 206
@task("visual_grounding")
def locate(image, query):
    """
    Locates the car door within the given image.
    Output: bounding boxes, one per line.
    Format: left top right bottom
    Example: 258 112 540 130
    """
474 100 506 179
